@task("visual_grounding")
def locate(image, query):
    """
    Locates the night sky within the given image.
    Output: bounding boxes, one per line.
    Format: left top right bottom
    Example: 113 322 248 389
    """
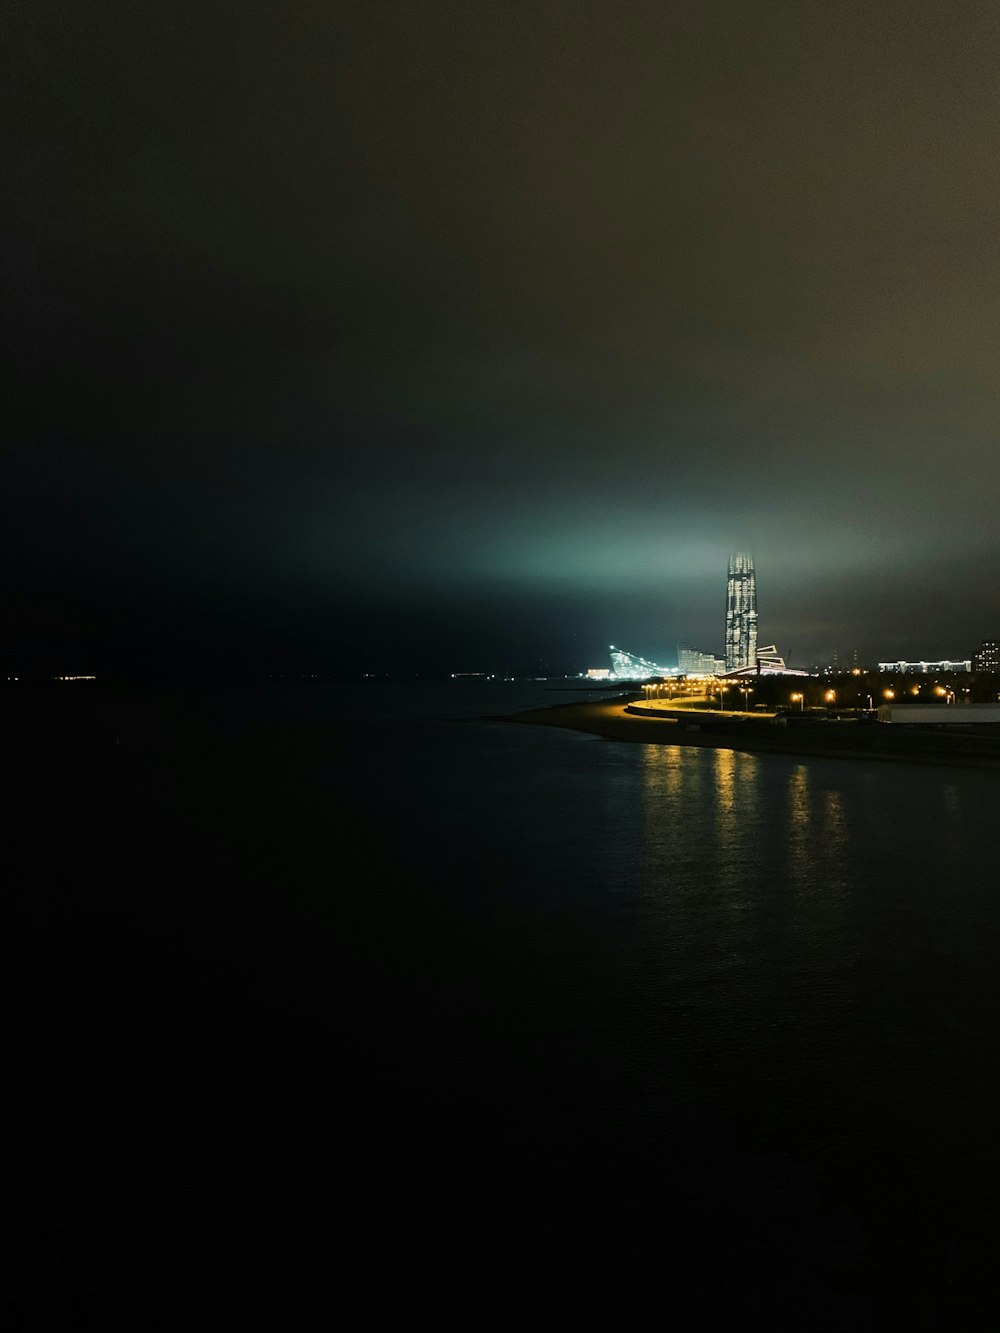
5 0 999 675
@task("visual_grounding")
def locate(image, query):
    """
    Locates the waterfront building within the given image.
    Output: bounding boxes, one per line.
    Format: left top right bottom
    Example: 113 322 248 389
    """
724 552 758 672
877 659 971 674
720 644 811 678
973 640 1000 671
608 646 680 680
677 645 726 675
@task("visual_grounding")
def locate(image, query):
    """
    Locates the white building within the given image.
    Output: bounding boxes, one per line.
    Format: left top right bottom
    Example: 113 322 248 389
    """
677 645 726 675
877 660 971 674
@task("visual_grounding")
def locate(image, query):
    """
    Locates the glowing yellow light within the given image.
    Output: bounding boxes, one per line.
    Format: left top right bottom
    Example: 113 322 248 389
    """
824 690 835 702
884 689 895 700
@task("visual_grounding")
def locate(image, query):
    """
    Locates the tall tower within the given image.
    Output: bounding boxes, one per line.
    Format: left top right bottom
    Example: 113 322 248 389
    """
724 552 758 671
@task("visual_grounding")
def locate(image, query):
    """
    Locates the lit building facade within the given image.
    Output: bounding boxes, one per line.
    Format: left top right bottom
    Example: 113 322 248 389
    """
677 645 726 675
720 644 810 678
608 646 681 680
724 552 758 672
973 640 1000 671
877 659 971 674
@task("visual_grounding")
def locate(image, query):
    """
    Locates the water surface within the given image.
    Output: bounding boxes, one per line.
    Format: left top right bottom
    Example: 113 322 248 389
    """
6 679 999 1327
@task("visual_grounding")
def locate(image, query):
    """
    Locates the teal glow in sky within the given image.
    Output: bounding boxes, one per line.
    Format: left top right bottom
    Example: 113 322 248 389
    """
4 0 999 672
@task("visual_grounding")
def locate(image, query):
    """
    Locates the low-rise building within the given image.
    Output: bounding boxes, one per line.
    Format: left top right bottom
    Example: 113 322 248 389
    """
677 645 725 674
878 703 1000 724
877 659 971 674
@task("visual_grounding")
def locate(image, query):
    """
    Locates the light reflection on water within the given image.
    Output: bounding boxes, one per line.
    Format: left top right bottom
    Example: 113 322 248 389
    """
632 744 866 1043
637 743 858 905
11 676 1000 1320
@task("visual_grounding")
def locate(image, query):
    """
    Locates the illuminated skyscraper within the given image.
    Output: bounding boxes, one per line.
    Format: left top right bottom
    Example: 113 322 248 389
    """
724 552 758 671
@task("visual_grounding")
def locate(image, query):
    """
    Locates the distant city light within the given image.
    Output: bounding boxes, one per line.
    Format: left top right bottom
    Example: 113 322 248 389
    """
878 659 971 673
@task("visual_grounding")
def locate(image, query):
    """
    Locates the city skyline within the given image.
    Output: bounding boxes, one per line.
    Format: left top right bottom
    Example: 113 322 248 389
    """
597 547 990 682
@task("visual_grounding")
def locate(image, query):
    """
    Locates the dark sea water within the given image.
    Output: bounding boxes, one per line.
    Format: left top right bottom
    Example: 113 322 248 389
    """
6 679 1000 1329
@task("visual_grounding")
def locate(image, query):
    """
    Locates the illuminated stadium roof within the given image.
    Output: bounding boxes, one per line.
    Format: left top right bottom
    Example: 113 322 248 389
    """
608 646 683 680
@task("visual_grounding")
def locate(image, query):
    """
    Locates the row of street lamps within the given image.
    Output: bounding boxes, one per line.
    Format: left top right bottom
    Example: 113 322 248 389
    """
639 680 969 714
711 684 753 710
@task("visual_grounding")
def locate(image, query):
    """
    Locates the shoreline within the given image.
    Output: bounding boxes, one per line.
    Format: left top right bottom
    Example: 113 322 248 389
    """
491 697 1000 773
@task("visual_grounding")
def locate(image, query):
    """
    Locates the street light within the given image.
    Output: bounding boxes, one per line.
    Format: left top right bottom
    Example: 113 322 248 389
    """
824 690 836 704
790 691 804 711
883 689 895 700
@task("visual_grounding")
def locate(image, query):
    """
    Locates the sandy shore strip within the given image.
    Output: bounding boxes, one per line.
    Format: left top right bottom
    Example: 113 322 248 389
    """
490 696 1000 772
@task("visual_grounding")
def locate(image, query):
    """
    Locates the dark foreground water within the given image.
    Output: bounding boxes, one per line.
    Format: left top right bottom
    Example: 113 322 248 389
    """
5 680 1000 1328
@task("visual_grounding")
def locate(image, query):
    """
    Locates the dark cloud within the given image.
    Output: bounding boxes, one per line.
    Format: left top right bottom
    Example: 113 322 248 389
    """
3 1 999 673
